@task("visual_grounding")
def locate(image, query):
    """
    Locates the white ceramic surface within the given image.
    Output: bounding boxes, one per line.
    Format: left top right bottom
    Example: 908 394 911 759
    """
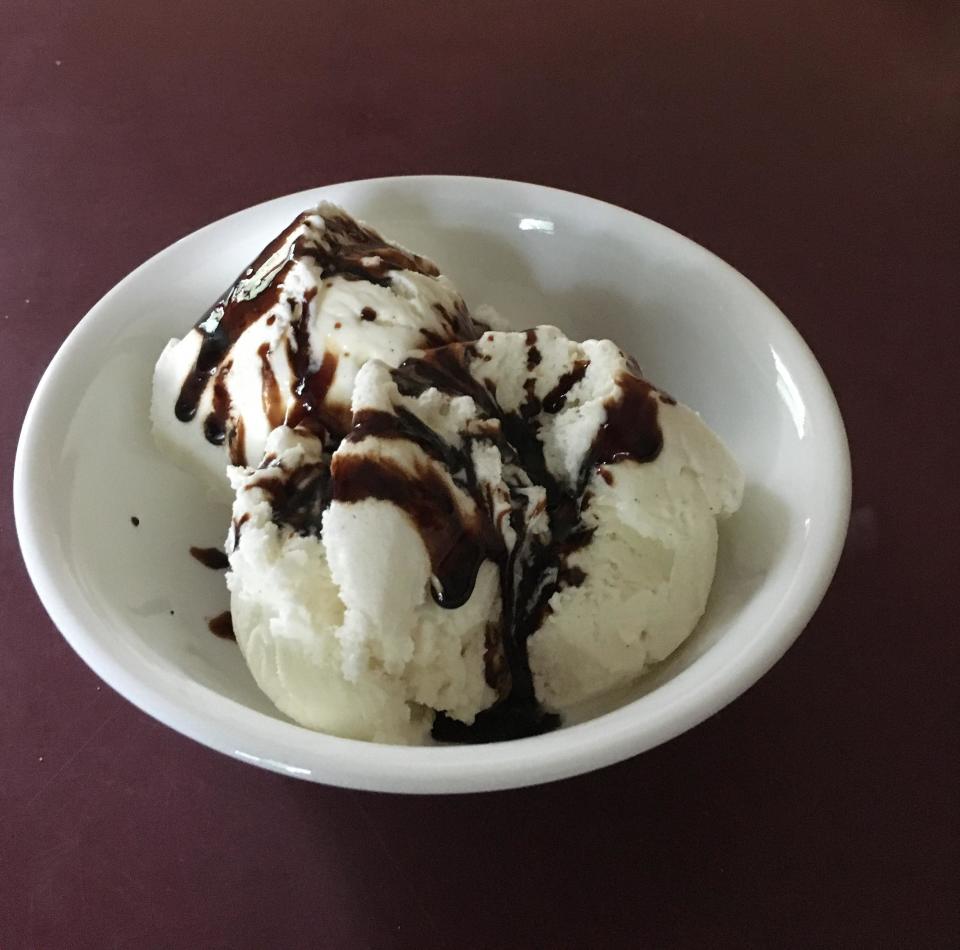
14 176 851 793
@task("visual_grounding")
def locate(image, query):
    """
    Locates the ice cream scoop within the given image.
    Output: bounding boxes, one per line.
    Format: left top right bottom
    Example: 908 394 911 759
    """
151 203 483 494
225 325 743 743
226 426 499 743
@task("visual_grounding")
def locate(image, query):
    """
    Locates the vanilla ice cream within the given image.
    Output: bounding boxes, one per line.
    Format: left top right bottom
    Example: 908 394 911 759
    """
226 426 499 743
151 203 484 494
224 325 743 743
152 205 743 744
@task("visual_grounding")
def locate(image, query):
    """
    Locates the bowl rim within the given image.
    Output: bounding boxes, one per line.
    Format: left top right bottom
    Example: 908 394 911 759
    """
13 174 852 793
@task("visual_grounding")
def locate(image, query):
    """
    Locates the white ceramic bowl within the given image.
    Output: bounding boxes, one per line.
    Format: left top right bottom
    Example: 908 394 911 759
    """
14 176 850 793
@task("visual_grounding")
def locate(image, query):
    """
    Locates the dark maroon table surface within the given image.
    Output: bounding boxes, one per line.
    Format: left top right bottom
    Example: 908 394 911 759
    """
2 2 958 947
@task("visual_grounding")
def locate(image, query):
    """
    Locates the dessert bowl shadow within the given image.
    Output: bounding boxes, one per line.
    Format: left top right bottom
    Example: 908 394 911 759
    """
14 176 850 793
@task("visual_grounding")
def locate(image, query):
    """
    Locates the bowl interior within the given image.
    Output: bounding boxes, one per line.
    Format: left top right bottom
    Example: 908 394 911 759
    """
15 177 849 791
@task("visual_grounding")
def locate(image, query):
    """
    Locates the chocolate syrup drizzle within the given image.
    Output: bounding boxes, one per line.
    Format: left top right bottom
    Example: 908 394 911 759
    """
256 458 334 539
176 212 667 743
236 330 664 742
173 210 480 457
335 337 664 743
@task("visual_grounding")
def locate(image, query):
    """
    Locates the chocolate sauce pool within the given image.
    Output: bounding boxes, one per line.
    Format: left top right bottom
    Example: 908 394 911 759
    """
208 611 235 640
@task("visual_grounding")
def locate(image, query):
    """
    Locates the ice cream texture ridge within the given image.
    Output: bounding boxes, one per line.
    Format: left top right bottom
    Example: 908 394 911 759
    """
151 202 743 744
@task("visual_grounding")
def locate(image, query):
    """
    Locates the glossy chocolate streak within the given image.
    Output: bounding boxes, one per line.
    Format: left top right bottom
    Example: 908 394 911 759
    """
304 242 416 286
345 404 499 607
332 454 500 610
561 565 587 587
588 371 663 469
349 407 467 477
395 346 498 417
419 328 448 349
286 345 340 435
189 546 229 570
227 415 246 466
231 511 250 550
308 212 441 285
542 360 589 414
282 288 337 436
203 363 231 445
258 342 285 430
482 622 510 695
175 222 299 425
519 517 595 638
520 378 541 419
432 300 482 341
255 461 333 538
